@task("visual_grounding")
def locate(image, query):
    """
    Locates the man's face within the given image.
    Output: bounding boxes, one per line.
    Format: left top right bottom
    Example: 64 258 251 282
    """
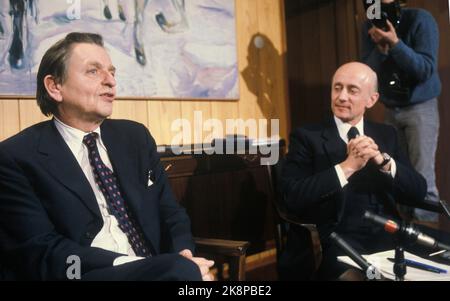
56 43 116 123
331 64 378 125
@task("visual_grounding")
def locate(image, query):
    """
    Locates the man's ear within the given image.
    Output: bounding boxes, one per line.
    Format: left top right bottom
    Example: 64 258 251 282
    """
43 75 63 103
366 92 379 109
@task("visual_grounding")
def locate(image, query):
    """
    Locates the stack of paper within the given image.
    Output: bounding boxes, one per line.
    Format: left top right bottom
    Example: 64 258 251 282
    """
338 250 450 281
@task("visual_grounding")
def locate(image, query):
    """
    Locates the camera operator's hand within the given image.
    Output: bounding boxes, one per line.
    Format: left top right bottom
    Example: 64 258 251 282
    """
368 27 389 54
368 20 399 51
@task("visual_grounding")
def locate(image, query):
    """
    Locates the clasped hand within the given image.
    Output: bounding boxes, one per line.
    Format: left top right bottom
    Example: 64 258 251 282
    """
340 136 383 178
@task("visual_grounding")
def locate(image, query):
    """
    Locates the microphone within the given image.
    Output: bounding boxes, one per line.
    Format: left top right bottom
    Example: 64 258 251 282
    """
329 232 380 279
364 211 450 251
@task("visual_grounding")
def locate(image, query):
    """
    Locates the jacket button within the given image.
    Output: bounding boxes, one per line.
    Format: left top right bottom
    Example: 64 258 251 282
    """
85 232 95 239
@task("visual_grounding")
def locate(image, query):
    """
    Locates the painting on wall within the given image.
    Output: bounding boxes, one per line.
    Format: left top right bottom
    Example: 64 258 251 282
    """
0 0 239 99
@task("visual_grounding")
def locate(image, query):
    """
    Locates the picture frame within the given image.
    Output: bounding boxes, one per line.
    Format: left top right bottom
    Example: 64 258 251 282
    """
0 0 239 100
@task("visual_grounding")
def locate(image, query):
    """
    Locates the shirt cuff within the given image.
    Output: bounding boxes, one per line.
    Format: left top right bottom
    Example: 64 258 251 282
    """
379 158 397 178
380 159 397 179
113 255 145 266
334 164 348 188
390 159 397 178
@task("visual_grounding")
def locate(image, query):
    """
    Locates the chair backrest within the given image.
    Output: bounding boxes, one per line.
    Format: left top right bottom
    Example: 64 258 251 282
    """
266 157 322 277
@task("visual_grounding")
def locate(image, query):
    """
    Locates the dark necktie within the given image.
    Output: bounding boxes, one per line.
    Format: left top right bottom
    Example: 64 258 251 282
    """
347 126 360 141
83 132 151 257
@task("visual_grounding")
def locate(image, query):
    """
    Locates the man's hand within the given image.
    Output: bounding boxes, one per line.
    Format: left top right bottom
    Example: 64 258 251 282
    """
368 20 399 51
188 257 215 281
371 152 392 172
179 249 193 258
339 136 380 179
357 139 392 172
179 249 215 281
351 136 380 161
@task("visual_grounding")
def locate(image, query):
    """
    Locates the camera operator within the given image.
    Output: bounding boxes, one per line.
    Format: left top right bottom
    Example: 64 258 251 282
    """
361 0 441 223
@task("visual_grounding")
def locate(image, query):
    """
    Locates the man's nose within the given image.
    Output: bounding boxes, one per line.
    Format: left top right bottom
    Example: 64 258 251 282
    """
102 71 116 88
338 89 349 101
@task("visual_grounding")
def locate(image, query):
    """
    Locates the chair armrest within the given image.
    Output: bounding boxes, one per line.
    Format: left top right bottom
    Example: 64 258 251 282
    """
194 237 250 280
194 237 249 256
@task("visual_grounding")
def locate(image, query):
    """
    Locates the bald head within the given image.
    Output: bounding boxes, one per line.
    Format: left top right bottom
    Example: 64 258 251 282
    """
333 62 378 94
331 62 380 125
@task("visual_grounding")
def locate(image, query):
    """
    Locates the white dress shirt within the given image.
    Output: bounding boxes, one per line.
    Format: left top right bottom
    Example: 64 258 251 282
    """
333 116 397 187
54 118 144 266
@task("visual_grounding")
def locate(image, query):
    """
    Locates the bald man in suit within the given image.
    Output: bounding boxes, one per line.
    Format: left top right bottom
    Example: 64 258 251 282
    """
279 62 427 280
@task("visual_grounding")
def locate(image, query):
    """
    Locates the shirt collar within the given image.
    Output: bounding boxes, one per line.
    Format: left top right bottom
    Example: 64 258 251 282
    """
53 117 103 154
334 116 365 144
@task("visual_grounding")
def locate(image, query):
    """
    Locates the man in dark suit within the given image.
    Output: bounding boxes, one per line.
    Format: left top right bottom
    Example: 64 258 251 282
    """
279 62 427 280
0 32 213 280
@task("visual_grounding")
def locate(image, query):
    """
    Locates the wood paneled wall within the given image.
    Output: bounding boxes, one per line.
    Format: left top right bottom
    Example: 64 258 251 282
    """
0 0 290 145
286 0 373 128
285 0 450 225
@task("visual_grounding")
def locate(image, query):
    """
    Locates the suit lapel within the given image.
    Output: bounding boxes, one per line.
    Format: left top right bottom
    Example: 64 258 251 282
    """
363 120 398 215
101 122 158 253
364 120 387 152
322 119 347 166
37 121 101 218
100 121 143 220
321 118 349 224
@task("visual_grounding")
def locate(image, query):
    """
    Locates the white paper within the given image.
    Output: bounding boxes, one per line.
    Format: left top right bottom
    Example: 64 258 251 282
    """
338 250 450 281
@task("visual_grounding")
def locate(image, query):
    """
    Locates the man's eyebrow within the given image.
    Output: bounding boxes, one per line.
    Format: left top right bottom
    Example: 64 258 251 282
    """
348 84 361 90
333 83 361 91
86 61 102 68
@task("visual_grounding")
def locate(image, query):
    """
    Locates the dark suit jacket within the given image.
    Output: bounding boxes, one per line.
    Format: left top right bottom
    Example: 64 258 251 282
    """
279 118 427 278
0 119 194 280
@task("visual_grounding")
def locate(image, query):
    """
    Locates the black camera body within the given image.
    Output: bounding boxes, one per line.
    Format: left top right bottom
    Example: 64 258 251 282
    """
379 57 412 105
372 11 388 30
363 0 410 104
363 0 402 31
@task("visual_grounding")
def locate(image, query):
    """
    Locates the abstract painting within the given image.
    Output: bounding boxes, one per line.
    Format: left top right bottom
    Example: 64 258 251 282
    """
0 0 239 99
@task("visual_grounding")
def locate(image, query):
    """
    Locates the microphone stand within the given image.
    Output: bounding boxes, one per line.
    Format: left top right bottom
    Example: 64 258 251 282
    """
364 210 450 279
393 245 406 281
